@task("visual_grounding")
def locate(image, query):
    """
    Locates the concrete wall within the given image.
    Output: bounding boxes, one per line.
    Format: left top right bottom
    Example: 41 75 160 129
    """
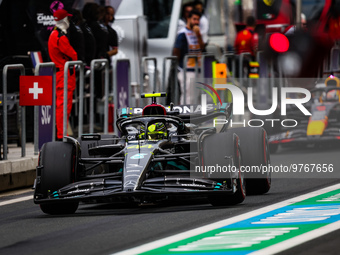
0 156 38 192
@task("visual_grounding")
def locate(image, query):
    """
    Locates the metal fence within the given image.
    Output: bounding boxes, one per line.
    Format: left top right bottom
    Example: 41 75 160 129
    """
2 64 25 160
1 58 127 159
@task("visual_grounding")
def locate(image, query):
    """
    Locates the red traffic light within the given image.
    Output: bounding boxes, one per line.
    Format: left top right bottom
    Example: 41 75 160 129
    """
269 33 289 53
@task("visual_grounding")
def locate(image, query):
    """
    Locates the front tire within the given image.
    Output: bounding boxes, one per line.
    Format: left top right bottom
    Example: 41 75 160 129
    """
39 142 79 215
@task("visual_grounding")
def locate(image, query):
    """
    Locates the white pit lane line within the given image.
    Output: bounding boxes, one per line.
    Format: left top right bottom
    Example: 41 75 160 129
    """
0 195 32 207
114 183 340 255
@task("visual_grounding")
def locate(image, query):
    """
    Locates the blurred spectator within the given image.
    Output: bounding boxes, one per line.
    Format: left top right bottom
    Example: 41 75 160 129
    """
48 9 77 140
234 16 258 78
177 2 194 33
103 5 118 106
81 3 97 66
173 10 204 104
68 9 85 63
103 5 118 59
83 4 117 63
328 6 340 41
86 4 108 60
193 0 209 46
82 3 107 99
234 16 258 57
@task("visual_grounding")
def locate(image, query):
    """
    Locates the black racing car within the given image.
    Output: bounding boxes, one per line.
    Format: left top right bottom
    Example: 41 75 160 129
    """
33 93 270 215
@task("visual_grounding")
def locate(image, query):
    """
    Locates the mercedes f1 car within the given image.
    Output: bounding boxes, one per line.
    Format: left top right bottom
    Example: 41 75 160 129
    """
34 93 270 215
269 79 340 153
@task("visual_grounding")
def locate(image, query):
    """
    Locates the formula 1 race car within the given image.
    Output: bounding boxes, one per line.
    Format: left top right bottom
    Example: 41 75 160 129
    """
269 79 340 153
33 93 270 215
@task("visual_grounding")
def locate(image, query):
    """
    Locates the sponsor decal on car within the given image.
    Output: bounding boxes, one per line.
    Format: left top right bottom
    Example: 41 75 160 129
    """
127 145 154 149
124 180 137 187
67 189 90 194
181 184 206 187
130 153 148 159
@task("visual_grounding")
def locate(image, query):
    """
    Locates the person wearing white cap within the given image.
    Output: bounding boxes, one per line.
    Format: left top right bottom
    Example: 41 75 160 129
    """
48 9 78 140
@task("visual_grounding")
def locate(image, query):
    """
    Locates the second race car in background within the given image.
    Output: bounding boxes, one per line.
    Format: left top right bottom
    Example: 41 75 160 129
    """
269 77 340 153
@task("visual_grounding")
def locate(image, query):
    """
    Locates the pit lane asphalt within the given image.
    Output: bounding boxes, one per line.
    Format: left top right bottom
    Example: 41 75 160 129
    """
0 146 339 255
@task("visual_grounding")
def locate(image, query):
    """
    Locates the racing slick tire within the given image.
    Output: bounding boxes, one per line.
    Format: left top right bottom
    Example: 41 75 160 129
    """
231 127 271 195
203 133 246 206
39 142 79 215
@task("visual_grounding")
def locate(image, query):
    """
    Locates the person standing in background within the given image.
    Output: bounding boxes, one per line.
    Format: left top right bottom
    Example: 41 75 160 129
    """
234 16 258 78
102 5 118 117
193 0 209 48
234 16 258 57
82 3 107 61
87 4 108 61
81 3 97 67
68 9 85 64
82 3 108 99
103 5 118 60
48 9 77 140
173 10 204 104
177 2 194 33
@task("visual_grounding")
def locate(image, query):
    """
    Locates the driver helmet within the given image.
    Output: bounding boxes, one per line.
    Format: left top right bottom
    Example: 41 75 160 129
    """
326 89 339 101
141 122 167 140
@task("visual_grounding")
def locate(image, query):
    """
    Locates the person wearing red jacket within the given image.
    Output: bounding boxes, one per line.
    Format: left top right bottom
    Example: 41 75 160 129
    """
48 9 78 140
234 16 258 57
234 16 258 79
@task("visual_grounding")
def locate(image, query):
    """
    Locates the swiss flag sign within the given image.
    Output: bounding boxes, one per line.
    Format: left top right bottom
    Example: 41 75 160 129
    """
20 76 52 106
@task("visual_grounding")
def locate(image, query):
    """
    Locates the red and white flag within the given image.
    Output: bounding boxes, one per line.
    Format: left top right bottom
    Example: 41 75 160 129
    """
19 76 52 106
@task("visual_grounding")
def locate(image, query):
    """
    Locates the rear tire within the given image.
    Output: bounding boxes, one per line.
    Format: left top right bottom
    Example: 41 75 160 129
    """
39 142 79 215
231 127 271 195
203 133 246 206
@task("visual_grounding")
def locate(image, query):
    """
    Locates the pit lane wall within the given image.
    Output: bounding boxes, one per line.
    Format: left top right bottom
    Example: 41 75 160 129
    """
0 145 38 192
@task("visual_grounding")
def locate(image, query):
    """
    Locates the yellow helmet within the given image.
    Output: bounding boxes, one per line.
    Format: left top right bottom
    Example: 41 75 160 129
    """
140 122 167 140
